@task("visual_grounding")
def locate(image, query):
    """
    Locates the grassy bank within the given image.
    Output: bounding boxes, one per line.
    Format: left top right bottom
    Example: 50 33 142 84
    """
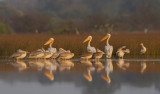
0 32 160 59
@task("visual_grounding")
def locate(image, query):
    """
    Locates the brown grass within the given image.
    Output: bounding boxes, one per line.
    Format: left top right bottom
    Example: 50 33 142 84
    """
0 32 160 59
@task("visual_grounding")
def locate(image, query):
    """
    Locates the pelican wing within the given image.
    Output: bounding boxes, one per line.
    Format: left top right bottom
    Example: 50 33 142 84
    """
87 46 96 53
48 48 57 53
43 52 51 57
29 51 42 56
60 52 73 57
93 52 103 57
10 52 24 58
81 52 92 57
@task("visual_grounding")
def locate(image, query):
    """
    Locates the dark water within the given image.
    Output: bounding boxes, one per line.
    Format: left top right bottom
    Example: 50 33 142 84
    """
0 59 160 94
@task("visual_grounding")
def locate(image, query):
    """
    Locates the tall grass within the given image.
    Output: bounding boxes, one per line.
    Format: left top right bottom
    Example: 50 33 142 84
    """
0 32 160 59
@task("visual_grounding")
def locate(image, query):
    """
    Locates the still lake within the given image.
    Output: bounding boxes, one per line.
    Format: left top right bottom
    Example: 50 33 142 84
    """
0 59 160 94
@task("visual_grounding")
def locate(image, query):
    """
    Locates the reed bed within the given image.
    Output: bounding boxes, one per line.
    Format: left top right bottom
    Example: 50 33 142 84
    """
0 32 160 59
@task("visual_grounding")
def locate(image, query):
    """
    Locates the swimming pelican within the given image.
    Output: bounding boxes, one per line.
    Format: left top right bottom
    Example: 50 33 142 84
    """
80 50 93 60
116 46 130 59
140 43 146 54
101 59 113 84
83 36 96 53
93 49 105 61
101 34 113 58
44 38 57 54
9 49 29 61
28 49 44 59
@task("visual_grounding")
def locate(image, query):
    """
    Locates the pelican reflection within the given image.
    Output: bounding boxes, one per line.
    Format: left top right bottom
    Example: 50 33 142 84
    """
141 61 147 74
28 60 44 71
10 60 27 71
58 60 74 71
101 59 113 84
81 60 95 82
117 59 129 70
94 61 104 72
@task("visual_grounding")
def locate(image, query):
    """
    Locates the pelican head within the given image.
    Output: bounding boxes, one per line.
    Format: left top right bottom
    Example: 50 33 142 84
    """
44 38 54 46
83 36 92 43
140 43 144 46
101 34 111 42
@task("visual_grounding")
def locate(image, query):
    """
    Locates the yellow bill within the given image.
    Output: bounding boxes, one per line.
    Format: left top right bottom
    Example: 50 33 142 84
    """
83 74 92 82
44 72 54 81
101 75 111 84
83 37 91 43
44 39 53 45
101 35 109 42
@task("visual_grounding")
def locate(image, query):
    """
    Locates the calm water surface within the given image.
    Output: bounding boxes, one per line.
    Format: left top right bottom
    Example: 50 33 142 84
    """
0 59 160 94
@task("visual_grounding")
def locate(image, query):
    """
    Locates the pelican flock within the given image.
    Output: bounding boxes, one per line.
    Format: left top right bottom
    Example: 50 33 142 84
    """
9 33 147 61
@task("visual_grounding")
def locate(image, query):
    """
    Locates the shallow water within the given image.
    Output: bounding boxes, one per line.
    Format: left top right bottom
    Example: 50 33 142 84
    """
0 59 160 94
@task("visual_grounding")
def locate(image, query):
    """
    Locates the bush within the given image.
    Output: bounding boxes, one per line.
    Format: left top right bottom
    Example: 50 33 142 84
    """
0 22 12 34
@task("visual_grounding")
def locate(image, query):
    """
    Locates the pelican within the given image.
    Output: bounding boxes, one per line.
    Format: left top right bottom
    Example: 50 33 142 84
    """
141 61 147 73
93 49 105 61
101 34 113 58
44 38 57 54
41 48 53 59
83 36 96 53
58 52 74 60
51 48 70 59
80 50 93 60
140 43 146 54
58 60 74 71
101 59 113 84
28 49 44 59
9 49 29 61
116 46 130 59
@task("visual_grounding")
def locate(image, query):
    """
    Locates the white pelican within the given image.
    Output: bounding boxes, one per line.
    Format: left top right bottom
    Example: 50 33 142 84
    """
28 49 44 59
41 48 53 59
83 36 96 53
9 49 29 61
44 38 57 54
80 50 93 60
93 49 105 61
58 52 74 60
116 46 130 59
101 59 113 84
101 34 113 58
140 43 146 54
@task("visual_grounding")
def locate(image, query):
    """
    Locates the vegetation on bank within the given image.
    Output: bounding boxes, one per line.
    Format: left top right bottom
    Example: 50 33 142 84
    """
0 32 159 59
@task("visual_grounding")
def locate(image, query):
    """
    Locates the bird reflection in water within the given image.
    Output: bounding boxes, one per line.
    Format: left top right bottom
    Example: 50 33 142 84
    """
101 59 113 84
117 59 130 70
81 60 95 82
58 60 74 71
10 60 27 71
28 60 44 71
43 60 58 81
94 60 104 72
140 61 147 74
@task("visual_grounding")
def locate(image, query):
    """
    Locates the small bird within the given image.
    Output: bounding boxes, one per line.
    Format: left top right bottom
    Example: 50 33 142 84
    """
116 46 130 59
93 49 105 61
140 43 147 54
9 49 29 61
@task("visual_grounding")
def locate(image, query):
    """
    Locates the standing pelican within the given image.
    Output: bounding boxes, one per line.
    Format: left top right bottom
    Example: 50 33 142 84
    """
101 34 113 58
80 50 93 60
9 49 28 61
93 49 105 61
116 46 130 59
140 43 146 54
83 36 96 53
28 49 44 59
44 38 57 54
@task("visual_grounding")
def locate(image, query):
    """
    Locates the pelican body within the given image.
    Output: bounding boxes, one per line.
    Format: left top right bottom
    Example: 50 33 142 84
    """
93 49 105 60
10 49 28 60
140 43 146 54
101 34 113 58
83 36 96 53
81 50 93 60
28 49 44 59
58 52 74 60
116 46 130 59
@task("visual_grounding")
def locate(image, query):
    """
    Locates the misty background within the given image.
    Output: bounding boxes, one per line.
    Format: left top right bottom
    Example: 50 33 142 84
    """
0 0 160 34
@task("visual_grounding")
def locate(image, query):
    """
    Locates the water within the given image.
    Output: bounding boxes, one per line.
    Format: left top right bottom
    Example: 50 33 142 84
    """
0 59 160 94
